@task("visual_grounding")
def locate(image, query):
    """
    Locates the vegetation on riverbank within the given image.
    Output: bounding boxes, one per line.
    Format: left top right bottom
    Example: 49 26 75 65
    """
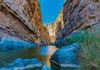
79 27 100 70
65 24 100 70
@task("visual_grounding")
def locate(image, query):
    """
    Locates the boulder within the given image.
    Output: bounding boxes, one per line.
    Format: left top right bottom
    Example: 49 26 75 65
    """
50 43 80 70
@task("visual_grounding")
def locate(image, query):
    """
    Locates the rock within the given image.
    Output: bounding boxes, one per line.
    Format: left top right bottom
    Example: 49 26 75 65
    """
0 58 42 70
46 11 64 43
54 39 69 48
55 30 86 48
50 43 80 70
0 0 36 43
0 32 36 51
56 0 100 41
0 0 50 45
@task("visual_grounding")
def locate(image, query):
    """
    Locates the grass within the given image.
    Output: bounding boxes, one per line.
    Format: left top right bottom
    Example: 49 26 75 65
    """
79 28 100 70
65 24 100 70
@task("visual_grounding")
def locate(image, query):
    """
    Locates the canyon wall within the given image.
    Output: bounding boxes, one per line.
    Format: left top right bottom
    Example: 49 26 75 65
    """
0 0 50 45
56 0 100 41
46 11 64 43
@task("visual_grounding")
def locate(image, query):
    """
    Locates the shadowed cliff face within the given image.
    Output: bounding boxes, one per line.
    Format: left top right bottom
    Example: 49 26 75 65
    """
0 0 99 45
0 0 50 45
56 0 100 41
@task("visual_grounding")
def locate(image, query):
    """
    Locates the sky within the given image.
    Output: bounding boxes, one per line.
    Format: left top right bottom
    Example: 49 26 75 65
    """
38 0 64 25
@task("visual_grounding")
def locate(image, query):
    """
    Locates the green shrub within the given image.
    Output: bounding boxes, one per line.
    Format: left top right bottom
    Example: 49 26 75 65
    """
79 28 100 70
65 25 100 70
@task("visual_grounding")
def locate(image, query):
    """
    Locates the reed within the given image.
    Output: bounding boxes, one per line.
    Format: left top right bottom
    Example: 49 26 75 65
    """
65 24 100 70
79 27 100 70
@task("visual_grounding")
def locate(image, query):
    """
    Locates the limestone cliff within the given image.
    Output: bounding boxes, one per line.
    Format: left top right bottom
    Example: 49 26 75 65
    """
0 0 50 45
46 11 64 43
56 0 100 40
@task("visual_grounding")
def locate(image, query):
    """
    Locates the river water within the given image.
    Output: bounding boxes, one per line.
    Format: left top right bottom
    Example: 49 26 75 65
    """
0 46 58 69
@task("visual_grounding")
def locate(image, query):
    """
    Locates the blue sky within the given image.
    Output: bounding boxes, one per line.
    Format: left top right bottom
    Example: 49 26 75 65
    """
38 0 64 25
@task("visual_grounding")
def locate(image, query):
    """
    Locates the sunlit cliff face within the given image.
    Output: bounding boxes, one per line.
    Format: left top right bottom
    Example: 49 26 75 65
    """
0 0 99 45
46 11 64 43
0 0 65 45
0 0 51 45
30 0 51 45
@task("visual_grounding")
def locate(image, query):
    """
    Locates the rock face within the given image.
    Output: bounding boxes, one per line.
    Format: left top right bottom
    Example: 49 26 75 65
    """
54 0 100 69
46 11 64 43
0 0 50 45
46 23 57 43
56 0 100 41
55 11 64 35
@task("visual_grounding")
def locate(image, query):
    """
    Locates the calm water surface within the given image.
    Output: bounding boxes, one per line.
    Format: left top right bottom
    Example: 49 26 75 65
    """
0 46 58 67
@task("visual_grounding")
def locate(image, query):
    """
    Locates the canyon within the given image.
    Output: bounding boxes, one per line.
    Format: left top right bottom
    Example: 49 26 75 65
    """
55 0 100 47
0 0 100 70
1 0 99 46
0 0 50 45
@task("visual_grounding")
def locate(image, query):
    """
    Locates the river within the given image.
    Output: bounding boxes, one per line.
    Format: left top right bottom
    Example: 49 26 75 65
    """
0 45 58 69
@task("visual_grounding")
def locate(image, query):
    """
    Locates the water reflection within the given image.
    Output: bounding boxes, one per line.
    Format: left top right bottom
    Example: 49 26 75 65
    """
0 46 58 67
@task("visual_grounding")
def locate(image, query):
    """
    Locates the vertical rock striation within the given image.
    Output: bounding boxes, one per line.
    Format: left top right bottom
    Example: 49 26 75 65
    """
0 0 50 45
46 11 64 43
56 0 100 41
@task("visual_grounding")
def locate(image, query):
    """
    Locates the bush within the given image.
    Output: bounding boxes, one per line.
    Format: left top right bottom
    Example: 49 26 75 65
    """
65 24 100 70
78 27 100 70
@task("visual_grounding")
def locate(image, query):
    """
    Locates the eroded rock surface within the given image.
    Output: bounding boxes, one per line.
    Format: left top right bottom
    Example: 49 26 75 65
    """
0 0 50 45
46 11 64 43
56 0 100 41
